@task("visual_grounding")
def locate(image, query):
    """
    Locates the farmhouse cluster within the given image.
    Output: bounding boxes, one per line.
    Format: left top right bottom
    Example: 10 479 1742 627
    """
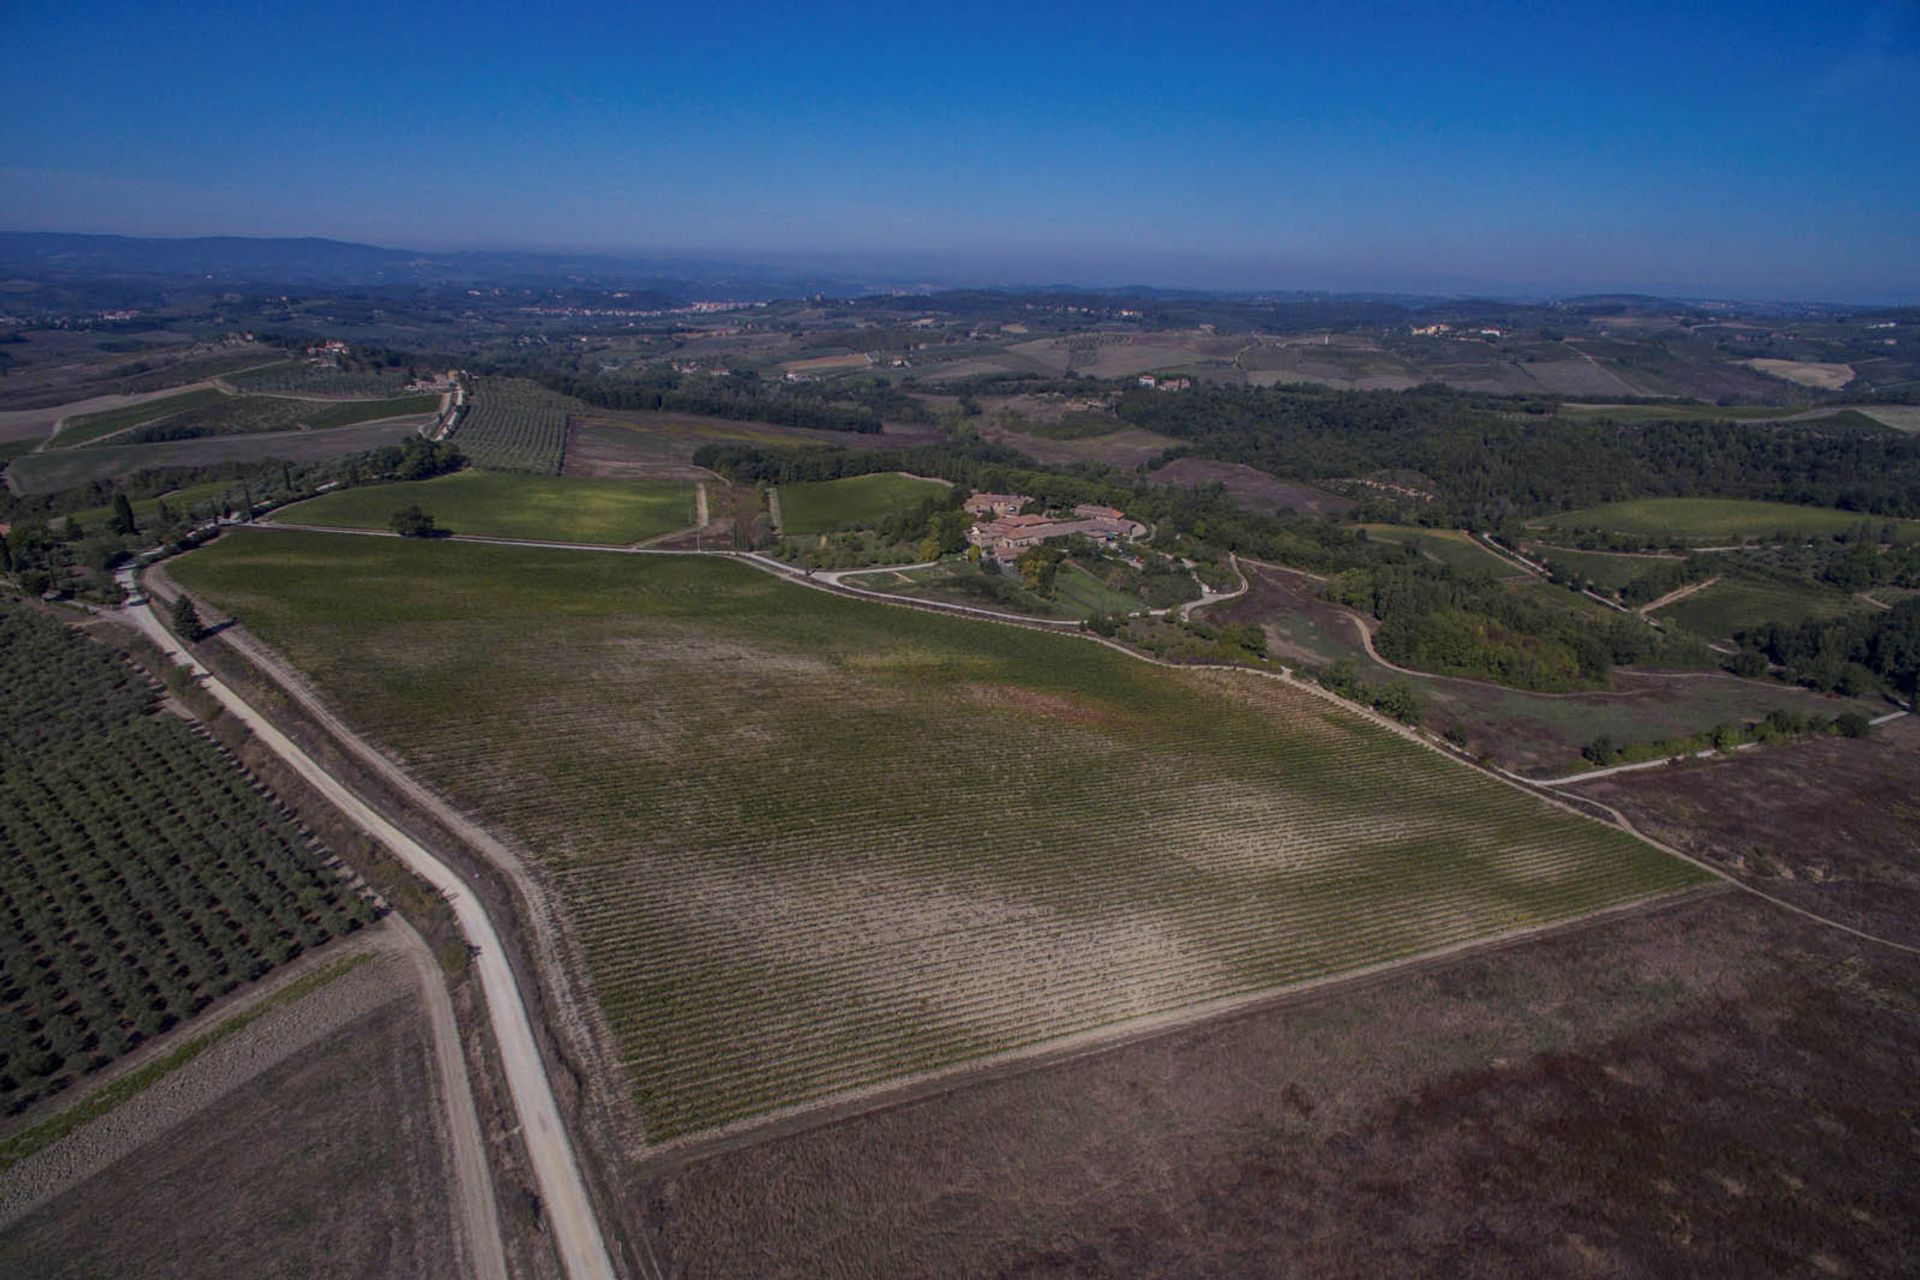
963 492 1142 560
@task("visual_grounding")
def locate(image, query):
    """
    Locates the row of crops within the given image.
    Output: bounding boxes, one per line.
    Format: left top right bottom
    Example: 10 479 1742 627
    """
446 378 581 474
165 540 1707 1143
0 604 377 1116
224 362 413 398
103 391 438 447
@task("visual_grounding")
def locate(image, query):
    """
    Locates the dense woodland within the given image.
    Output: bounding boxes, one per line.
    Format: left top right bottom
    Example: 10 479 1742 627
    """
518 367 931 433
1119 384 1920 521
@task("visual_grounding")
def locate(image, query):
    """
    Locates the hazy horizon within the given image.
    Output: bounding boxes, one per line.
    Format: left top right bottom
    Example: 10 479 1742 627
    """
4 1 1917 302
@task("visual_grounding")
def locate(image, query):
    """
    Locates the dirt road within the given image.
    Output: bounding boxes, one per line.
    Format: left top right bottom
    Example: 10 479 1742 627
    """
119 581 616 1280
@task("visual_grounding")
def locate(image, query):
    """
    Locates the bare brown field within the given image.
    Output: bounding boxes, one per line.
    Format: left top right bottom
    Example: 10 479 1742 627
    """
779 352 873 375
1149 457 1355 516
1743 358 1855 390
642 890 1920 1279
978 419 1179 469
0 991 463 1280
1569 715 1920 946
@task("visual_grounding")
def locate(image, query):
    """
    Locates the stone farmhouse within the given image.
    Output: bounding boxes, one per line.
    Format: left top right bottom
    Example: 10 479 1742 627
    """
965 495 1142 560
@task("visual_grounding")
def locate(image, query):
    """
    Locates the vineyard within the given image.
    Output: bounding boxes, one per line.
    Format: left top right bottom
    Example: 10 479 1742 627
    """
222 362 414 398
169 533 1707 1141
0 604 377 1118
447 378 584 473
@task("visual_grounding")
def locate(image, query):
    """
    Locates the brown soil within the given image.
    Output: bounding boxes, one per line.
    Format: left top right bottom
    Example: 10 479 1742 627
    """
1149 457 1356 517
639 891 1920 1278
0 995 464 1280
1569 716 1920 946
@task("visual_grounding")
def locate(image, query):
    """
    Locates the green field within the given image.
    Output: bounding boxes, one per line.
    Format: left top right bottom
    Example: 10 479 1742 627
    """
172 532 1704 1140
50 388 230 448
3 420 427 496
1052 561 1147 616
1537 498 1919 545
1524 545 1677 591
1357 525 1520 577
778 473 951 535
281 471 694 545
1653 574 1864 639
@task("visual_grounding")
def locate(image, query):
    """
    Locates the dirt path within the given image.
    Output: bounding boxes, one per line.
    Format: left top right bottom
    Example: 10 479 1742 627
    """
1640 575 1721 615
121 576 617 1280
694 482 709 529
1179 553 1248 620
389 914 508 1280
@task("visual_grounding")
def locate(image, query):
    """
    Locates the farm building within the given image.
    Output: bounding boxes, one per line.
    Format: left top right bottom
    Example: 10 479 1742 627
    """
967 510 1141 559
964 492 1030 519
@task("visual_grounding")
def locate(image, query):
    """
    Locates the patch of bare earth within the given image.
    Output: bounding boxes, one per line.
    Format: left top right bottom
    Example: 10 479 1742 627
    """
1568 716 1920 945
640 891 1920 1279
1148 457 1356 517
0 982 463 1280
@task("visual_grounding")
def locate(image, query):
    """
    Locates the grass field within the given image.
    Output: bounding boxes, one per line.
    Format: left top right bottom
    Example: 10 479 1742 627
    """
1357 525 1520 577
49 387 229 448
281 471 695 545
1652 574 1864 639
172 532 1704 1141
1537 498 1919 545
778 472 950 535
4 420 426 495
1524 545 1676 591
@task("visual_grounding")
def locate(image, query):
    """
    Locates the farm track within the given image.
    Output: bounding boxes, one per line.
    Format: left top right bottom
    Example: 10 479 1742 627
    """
119 573 618 1280
1641 575 1722 615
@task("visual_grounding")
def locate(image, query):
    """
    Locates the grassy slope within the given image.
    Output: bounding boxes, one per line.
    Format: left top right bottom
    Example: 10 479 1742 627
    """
173 532 1703 1140
1525 545 1675 591
779 473 951 535
1539 498 1920 544
49 387 229 447
1357 525 1520 577
282 471 695 544
1654 575 1865 638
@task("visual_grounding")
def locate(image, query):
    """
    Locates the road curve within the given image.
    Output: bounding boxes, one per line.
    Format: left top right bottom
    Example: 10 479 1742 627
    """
119 579 618 1280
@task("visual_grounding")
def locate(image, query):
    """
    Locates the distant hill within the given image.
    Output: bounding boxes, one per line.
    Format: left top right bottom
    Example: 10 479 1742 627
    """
0 232 888 300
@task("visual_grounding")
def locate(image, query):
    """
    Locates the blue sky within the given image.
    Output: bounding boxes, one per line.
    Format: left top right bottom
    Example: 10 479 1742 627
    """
2 0 1916 299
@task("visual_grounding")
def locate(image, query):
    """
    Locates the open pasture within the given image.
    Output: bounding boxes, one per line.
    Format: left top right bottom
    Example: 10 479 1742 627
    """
282 470 694 545
48 388 230 448
1536 497 1918 545
777 472 950 535
1357 524 1521 577
4 420 426 495
1652 573 1864 639
172 533 1702 1141
1523 544 1676 591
